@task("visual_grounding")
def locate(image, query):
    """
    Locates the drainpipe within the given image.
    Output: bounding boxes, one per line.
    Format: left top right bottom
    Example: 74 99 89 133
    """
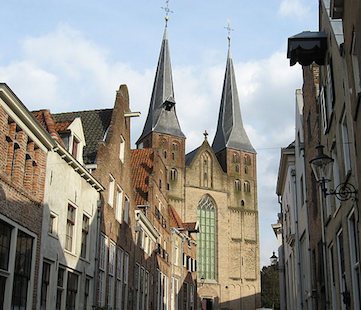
291 168 303 310
277 195 287 310
93 196 102 308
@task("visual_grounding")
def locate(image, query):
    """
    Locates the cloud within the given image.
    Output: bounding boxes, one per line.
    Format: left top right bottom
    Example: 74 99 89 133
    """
279 0 310 19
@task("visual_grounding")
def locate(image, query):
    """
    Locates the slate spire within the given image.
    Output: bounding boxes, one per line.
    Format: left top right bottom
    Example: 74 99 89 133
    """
212 39 255 154
136 23 185 146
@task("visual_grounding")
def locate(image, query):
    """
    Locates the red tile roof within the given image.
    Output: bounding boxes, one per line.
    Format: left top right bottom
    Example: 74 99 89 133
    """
32 110 65 147
169 206 184 229
131 149 155 206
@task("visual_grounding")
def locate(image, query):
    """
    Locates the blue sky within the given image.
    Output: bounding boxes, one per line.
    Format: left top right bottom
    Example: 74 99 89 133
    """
0 0 318 267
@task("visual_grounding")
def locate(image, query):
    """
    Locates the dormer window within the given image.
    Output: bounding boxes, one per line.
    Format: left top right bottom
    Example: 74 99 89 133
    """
72 137 79 159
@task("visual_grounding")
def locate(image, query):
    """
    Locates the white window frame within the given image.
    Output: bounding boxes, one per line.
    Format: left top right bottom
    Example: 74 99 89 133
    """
119 135 125 163
116 247 124 310
340 111 351 174
98 234 107 306
116 185 124 222
108 174 115 207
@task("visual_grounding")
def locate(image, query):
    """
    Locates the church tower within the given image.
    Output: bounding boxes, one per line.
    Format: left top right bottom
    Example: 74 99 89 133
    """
187 35 260 309
136 18 186 207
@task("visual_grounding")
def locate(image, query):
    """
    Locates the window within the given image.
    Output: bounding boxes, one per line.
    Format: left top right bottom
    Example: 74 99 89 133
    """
81 214 89 259
56 268 65 310
116 247 124 310
66 272 78 310
244 181 251 192
65 205 76 252
40 262 51 309
108 174 115 207
12 230 34 309
170 168 178 181
116 185 124 222
164 151 167 159
332 149 341 211
124 253 129 309
202 152 211 188
244 154 251 165
172 142 179 151
0 220 12 310
72 136 79 159
326 57 335 120
124 195 130 224
320 87 328 132
235 165 240 173
182 282 188 310
337 230 346 310
174 246 179 266
233 153 239 163
348 211 360 309
329 244 337 310
0 220 12 271
234 179 241 191
98 235 107 306
197 196 216 280
84 278 90 310
240 200 245 207
244 166 249 174
119 135 125 163
351 30 361 95
341 111 351 174
49 213 57 235
172 153 175 160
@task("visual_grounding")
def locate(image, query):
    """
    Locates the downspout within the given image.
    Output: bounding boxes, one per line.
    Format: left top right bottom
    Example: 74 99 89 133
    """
93 196 102 308
278 195 287 310
291 168 303 310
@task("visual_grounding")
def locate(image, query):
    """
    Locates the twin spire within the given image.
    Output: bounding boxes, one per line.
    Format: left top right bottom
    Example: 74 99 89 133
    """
137 17 255 154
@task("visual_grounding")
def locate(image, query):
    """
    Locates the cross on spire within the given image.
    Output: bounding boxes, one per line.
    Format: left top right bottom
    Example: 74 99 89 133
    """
161 0 173 22
204 130 208 140
224 19 234 41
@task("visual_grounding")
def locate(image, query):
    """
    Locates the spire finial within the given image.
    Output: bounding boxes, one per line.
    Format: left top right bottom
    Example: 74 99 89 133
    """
224 19 234 42
161 0 173 23
204 130 209 140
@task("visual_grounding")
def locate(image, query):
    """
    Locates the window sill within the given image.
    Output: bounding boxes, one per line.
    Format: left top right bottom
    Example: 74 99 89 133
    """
79 256 91 264
64 249 77 258
48 232 59 239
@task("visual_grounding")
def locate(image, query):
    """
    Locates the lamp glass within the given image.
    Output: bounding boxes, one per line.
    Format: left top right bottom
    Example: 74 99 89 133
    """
309 146 334 182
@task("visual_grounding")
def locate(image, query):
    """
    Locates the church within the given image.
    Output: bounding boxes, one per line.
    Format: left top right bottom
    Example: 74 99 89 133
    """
135 17 261 309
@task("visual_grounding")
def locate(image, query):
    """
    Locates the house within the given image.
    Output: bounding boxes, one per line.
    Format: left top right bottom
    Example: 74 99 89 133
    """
0 83 51 310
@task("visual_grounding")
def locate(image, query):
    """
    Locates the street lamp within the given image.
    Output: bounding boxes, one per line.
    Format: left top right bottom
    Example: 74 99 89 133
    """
309 145 357 201
270 252 278 266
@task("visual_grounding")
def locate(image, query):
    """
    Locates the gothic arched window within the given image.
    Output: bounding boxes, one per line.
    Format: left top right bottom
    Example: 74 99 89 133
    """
197 196 216 280
235 179 241 191
244 181 251 192
170 168 178 181
244 154 251 165
233 153 240 163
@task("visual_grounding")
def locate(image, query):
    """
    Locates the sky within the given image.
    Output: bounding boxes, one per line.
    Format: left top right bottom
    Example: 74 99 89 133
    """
0 0 319 267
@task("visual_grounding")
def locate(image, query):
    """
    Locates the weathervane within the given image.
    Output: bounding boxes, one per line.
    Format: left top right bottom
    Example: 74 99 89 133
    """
224 19 234 41
161 0 173 23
